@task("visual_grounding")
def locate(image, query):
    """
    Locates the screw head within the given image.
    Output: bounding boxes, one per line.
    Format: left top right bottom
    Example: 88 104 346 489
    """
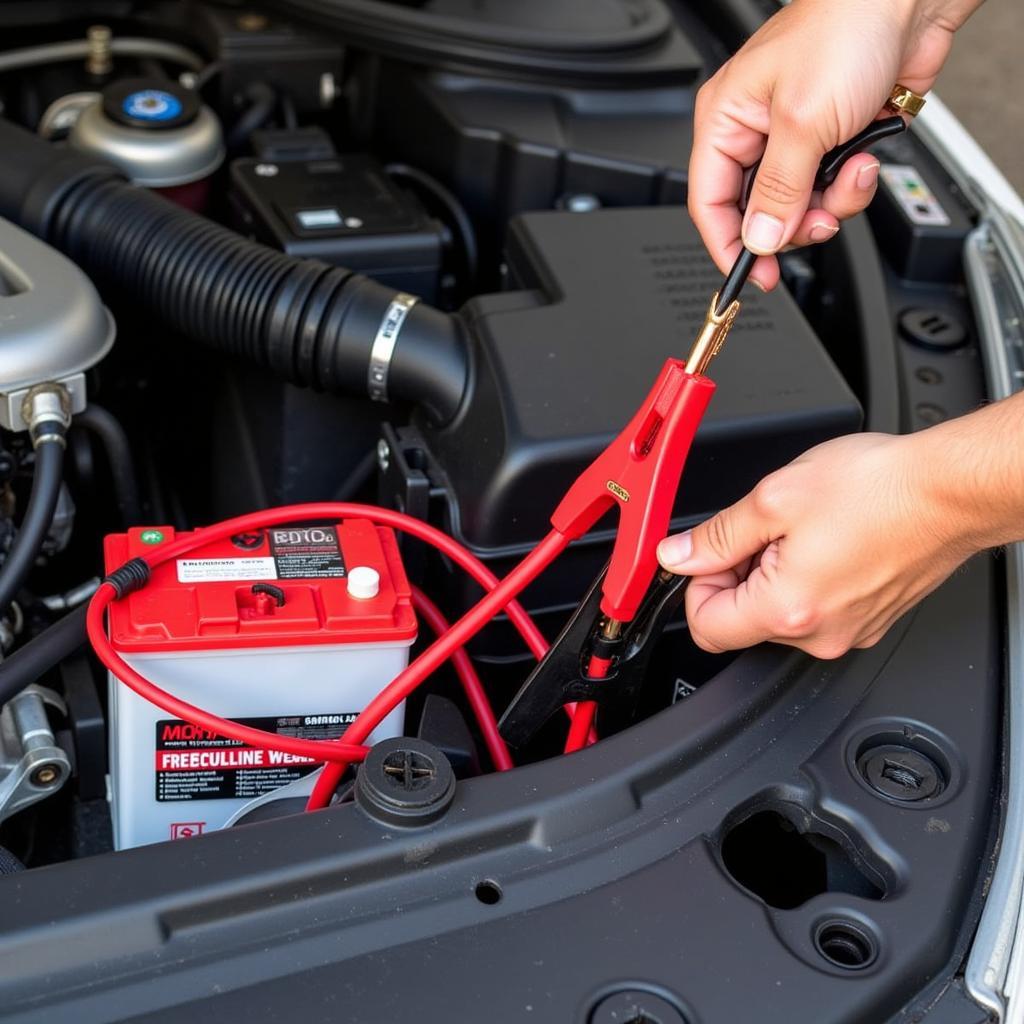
858 744 943 802
589 990 687 1023
31 764 60 787
376 439 390 472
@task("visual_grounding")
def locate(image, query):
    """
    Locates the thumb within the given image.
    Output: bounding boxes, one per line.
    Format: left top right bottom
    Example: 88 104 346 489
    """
658 494 775 575
742 106 829 255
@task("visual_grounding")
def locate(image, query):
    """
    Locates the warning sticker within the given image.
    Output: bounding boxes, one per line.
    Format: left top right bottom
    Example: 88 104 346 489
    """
880 164 951 227
176 556 277 583
269 525 346 579
154 713 356 802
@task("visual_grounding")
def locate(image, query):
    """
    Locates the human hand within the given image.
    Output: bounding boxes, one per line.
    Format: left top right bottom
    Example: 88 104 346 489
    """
689 0 981 291
656 431 981 659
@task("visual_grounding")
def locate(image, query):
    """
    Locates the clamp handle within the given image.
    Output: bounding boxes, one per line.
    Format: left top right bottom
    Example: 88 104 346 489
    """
549 359 715 623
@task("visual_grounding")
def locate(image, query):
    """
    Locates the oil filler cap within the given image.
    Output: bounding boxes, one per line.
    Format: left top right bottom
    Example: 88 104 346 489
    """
355 737 455 827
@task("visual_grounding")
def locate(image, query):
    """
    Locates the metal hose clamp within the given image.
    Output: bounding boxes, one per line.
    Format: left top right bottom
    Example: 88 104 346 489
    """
367 293 418 403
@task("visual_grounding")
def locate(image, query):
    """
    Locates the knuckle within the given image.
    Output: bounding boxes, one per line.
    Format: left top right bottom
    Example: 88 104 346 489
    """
774 101 815 137
773 601 820 638
686 188 701 222
689 625 725 655
754 161 805 207
805 635 851 661
751 474 789 519
694 82 712 117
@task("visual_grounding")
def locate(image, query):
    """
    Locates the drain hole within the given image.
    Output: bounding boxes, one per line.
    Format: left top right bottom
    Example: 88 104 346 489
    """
475 880 502 905
721 810 884 909
815 922 877 969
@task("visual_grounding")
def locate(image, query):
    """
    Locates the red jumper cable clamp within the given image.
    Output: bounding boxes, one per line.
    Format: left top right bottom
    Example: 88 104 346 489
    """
498 113 914 748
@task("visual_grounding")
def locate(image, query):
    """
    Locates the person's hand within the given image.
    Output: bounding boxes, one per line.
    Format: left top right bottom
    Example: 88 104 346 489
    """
656 431 982 659
689 0 981 292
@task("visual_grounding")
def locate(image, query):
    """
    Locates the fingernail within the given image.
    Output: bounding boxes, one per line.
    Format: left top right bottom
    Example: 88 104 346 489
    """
857 162 880 190
752 279 769 293
808 222 839 243
658 531 693 568
743 211 785 254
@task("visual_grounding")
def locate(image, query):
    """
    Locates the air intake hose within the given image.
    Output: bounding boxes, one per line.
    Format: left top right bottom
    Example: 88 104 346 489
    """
0 117 468 425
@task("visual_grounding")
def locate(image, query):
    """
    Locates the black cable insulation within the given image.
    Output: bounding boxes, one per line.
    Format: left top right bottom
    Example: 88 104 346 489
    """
0 604 87 707
716 116 907 313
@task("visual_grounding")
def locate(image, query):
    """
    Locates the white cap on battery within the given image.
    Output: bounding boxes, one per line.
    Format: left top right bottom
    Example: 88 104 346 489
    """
347 566 380 600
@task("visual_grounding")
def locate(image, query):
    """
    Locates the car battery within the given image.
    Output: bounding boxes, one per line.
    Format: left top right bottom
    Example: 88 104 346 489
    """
103 519 417 849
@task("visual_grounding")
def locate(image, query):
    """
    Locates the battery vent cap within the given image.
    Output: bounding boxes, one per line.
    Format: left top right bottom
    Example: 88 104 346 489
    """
348 566 380 600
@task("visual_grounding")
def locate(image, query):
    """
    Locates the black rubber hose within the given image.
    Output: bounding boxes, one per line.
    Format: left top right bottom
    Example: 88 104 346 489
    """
74 405 142 527
227 82 277 150
385 163 479 288
0 440 65 620
0 118 468 425
0 604 87 707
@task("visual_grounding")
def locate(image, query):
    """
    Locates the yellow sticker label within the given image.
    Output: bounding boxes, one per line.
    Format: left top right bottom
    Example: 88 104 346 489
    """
606 480 630 503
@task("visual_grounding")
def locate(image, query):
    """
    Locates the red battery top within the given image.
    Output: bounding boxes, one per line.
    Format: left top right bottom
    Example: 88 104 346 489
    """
103 520 417 653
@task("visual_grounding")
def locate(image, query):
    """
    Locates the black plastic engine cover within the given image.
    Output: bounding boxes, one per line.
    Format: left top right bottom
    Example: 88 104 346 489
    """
424 207 862 551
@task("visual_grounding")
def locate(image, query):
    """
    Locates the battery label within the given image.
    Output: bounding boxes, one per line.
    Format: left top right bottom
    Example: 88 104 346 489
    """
154 713 356 801
269 525 346 579
176 556 277 583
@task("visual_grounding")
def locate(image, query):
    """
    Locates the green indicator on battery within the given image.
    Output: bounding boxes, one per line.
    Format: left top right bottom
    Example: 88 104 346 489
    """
140 529 165 545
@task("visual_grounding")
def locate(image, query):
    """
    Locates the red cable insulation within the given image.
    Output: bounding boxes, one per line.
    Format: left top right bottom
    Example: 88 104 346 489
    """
307 529 569 808
563 653 612 754
86 585 371 764
410 585 514 772
85 504 567 798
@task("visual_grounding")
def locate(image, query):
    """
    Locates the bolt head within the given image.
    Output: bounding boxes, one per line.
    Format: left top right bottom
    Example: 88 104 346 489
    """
31 764 60 787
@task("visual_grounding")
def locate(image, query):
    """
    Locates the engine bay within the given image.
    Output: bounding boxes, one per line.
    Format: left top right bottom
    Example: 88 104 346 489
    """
0 3 1006 1021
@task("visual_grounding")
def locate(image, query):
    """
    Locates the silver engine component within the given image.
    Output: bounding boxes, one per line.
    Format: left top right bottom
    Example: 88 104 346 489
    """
0 218 115 431
0 685 70 823
69 78 224 188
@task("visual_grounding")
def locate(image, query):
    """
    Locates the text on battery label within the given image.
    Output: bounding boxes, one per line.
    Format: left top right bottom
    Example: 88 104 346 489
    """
157 748 315 770
269 523 346 579
176 556 277 582
154 712 357 802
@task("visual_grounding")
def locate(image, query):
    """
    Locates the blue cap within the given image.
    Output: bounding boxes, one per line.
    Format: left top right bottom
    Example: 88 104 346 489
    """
121 89 183 123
